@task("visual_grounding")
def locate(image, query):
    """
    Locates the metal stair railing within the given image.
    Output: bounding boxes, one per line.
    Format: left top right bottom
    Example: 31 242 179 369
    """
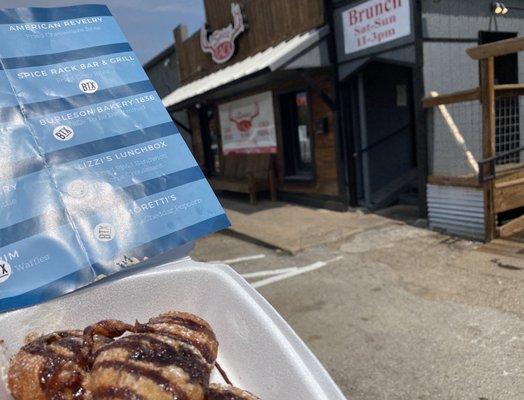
478 145 524 183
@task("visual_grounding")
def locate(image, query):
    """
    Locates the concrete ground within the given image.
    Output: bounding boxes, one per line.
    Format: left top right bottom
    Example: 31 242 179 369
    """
222 197 392 254
192 204 524 400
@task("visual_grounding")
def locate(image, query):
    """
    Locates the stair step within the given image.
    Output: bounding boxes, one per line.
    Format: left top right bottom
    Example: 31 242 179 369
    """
399 192 419 205
498 213 524 238
370 169 418 210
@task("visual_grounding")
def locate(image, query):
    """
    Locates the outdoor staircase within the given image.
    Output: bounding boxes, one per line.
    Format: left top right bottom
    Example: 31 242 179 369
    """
369 168 418 211
494 169 524 238
498 213 524 238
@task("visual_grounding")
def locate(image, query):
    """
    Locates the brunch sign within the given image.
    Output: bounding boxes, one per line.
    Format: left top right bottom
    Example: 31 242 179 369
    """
342 0 411 55
218 91 277 155
200 2 246 64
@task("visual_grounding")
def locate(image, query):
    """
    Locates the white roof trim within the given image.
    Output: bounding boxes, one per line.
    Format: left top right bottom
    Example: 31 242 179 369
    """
162 26 329 108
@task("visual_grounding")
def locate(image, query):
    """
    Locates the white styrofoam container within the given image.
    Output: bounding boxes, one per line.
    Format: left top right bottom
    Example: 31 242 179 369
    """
0 258 347 400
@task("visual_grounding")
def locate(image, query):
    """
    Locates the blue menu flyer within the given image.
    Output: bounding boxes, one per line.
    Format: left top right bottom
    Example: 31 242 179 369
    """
0 5 230 312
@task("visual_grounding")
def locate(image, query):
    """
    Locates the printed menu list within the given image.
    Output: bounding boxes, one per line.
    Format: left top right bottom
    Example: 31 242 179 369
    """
0 5 229 311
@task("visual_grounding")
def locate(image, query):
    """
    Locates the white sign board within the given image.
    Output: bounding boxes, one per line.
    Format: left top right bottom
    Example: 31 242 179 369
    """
342 0 411 55
219 91 277 155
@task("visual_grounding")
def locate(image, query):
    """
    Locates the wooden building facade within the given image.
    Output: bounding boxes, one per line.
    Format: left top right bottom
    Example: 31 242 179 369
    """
162 0 524 240
164 0 348 210
331 0 426 214
330 0 524 241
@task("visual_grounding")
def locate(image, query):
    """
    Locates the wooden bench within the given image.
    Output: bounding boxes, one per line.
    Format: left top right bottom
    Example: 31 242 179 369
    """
209 154 277 204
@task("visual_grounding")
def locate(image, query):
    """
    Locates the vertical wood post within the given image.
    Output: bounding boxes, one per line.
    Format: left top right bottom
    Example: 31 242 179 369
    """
480 57 496 242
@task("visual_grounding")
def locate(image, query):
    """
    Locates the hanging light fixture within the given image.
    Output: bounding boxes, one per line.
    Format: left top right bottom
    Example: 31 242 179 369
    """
492 2 509 15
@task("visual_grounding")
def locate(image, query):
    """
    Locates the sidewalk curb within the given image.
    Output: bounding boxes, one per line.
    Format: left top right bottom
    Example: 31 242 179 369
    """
223 228 295 254
224 219 403 255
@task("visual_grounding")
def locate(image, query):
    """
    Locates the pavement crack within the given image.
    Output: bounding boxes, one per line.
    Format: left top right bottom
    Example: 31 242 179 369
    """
491 259 524 271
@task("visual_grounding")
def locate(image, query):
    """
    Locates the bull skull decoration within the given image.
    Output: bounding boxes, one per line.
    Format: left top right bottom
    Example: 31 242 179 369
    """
229 102 260 135
200 3 246 64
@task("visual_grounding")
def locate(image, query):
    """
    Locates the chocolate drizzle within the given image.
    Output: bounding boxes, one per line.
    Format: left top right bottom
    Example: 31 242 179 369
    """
95 334 208 385
135 322 214 364
92 387 144 400
214 362 233 386
22 331 89 400
93 360 190 400
148 314 217 341
83 319 135 360
207 385 260 400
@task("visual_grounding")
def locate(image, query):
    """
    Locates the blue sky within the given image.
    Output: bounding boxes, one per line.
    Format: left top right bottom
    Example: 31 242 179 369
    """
0 0 206 64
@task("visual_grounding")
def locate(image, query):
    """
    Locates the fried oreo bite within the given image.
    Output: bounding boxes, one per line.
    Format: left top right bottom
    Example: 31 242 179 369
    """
88 312 218 400
7 330 90 400
7 311 259 400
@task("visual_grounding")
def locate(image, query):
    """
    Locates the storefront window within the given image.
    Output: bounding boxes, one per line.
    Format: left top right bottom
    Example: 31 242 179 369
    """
280 90 313 179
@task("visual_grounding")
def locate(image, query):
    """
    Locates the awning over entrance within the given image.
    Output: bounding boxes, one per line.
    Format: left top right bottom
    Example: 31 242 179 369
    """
162 26 329 109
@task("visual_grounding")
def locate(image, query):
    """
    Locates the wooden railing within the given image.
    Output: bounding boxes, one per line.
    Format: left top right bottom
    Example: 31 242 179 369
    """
423 36 524 241
422 88 480 108
466 36 524 60
422 84 524 108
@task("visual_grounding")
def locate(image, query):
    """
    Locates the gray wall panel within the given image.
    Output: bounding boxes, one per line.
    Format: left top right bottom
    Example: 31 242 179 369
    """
422 0 524 40
422 0 524 177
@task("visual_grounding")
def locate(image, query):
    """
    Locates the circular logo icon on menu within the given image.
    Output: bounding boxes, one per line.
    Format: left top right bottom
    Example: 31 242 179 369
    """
94 223 115 242
0 261 12 284
79 78 99 94
67 180 88 198
53 125 75 141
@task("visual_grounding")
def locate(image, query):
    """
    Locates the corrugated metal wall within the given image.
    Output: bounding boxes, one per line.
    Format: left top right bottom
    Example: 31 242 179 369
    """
427 184 485 240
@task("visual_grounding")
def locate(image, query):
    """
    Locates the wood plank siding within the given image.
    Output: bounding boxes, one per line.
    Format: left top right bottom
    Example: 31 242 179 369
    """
176 0 325 84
